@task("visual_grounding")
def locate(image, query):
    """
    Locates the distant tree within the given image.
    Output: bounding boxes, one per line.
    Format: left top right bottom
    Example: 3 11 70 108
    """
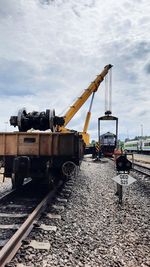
122 135 150 143
118 140 124 149
129 136 150 141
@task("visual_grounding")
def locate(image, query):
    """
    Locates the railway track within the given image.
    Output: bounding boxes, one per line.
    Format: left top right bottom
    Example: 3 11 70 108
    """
132 163 150 177
0 180 63 267
108 156 150 177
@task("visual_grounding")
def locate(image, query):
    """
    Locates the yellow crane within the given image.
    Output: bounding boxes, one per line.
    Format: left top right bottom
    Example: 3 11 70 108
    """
10 64 112 145
60 64 113 145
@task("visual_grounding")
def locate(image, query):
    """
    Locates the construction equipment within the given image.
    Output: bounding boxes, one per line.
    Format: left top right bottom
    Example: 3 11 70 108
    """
10 64 113 145
98 66 118 157
4 64 112 189
59 64 113 144
81 92 95 145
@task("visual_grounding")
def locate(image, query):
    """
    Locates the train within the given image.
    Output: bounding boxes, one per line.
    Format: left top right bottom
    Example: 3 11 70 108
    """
124 139 150 153
0 131 84 189
99 132 116 157
84 132 117 158
99 133 150 156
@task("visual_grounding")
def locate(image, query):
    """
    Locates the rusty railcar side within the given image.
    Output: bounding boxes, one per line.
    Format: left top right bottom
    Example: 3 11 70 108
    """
0 132 84 188
0 132 83 156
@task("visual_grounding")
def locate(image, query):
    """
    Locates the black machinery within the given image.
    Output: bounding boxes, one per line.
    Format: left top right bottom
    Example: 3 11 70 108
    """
10 108 64 132
98 111 118 157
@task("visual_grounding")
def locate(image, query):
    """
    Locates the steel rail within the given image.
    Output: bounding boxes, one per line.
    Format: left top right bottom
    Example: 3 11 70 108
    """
132 167 150 177
132 162 150 177
0 179 32 203
0 188 16 202
133 162 150 171
0 180 63 267
108 157 150 177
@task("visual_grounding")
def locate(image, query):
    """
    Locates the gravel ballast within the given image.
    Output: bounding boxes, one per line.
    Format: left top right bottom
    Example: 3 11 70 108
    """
0 173 11 197
11 158 150 267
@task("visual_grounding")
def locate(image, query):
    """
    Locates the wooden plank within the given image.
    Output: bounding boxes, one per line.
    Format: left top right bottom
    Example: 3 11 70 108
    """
18 134 39 155
0 134 5 155
0 132 78 157
4 134 6 156
5 134 17 155
40 134 51 156
16 133 18 156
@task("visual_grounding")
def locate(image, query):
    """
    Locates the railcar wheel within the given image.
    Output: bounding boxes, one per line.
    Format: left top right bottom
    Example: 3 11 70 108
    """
62 161 77 178
11 173 24 189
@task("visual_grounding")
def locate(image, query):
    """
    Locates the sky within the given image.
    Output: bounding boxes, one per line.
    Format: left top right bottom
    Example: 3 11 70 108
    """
0 0 150 141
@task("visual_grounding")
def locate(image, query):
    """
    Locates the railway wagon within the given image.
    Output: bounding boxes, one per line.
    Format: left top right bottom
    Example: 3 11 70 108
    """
124 140 139 152
0 132 84 189
124 139 150 153
143 139 150 153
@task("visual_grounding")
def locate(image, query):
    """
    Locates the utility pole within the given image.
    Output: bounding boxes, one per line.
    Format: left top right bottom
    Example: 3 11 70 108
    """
127 129 129 139
141 124 143 138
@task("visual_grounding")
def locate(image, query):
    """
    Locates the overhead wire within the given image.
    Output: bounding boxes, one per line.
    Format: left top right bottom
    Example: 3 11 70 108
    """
105 74 108 112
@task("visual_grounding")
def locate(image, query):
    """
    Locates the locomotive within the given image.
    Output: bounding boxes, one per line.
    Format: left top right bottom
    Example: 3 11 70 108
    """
100 132 116 157
98 112 118 157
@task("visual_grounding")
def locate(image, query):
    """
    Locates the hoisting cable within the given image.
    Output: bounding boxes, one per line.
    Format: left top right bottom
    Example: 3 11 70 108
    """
105 74 108 113
88 92 95 112
109 67 112 112
104 67 112 114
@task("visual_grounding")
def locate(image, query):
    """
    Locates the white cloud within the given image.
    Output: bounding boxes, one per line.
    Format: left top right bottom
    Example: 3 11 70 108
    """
0 0 150 140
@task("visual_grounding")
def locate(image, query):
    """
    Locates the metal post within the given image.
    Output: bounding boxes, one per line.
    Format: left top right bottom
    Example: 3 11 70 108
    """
141 124 143 137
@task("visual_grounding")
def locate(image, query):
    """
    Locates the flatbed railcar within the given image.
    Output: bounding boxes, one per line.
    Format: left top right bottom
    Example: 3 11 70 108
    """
0 132 84 189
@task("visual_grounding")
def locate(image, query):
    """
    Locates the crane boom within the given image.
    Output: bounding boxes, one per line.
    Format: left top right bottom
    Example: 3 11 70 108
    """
63 64 113 127
83 92 95 133
10 64 113 146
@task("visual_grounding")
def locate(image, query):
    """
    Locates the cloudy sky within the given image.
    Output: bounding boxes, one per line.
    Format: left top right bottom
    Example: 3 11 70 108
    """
0 0 150 140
